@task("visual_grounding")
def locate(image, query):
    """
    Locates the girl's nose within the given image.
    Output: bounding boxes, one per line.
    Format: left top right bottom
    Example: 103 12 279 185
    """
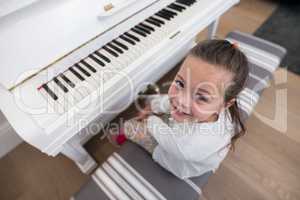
177 92 192 113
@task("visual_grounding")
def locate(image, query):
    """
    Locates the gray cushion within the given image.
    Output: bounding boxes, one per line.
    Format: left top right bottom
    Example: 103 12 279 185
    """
226 31 287 120
227 30 287 61
73 141 207 200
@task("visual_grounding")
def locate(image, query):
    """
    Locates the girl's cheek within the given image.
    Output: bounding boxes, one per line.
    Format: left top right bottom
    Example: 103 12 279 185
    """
168 84 177 97
192 103 217 120
192 104 207 120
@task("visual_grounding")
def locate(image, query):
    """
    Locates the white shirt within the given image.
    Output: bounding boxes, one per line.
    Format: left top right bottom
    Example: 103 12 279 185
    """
146 95 235 179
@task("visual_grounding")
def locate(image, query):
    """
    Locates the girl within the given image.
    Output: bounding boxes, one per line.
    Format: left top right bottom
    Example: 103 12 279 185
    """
109 39 249 179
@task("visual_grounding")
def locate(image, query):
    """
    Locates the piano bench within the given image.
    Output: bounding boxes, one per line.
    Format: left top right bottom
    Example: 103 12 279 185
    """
72 141 211 200
71 31 286 200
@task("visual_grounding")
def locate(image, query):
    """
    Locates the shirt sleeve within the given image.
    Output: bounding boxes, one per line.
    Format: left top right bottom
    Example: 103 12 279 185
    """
146 94 171 114
147 115 185 157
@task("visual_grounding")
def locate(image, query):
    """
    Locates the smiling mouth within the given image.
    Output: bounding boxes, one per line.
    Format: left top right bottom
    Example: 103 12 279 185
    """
171 103 191 117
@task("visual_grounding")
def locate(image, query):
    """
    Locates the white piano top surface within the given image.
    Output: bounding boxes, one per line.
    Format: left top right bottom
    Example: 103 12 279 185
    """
0 0 40 17
0 0 157 90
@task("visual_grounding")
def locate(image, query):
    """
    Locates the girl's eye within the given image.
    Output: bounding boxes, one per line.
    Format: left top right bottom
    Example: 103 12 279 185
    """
195 94 209 103
175 80 184 89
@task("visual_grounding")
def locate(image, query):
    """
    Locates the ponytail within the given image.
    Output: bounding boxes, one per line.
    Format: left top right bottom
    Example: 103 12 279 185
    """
228 101 246 151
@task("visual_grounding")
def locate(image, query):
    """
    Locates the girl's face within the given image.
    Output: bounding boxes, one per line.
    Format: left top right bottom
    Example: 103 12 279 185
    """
168 56 234 123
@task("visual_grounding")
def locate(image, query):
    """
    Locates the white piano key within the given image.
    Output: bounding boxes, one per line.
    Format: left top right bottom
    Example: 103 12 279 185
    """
39 86 65 114
83 58 112 84
174 2 189 9
97 49 124 71
100 48 122 66
116 52 131 67
56 76 78 107
58 77 84 106
127 31 148 49
152 15 173 29
72 65 98 90
143 21 167 37
121 40 145 58
164 8 184 24
85 57 105 70
127 31 152 51
63 70 81 85
47 81 69 112
106 45 130 67
109 47 131 66
141 28 160 44
115 38 141 58
80 62 115 91
77 61 105 87
63 70 90 98
113 42 136 62
77 61 98 75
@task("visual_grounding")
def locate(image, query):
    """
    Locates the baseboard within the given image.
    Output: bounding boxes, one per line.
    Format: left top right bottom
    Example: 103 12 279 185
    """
0 121 23 158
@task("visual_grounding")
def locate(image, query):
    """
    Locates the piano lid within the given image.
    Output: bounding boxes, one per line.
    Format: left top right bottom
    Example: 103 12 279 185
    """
0 0 40 18
0 0 157 90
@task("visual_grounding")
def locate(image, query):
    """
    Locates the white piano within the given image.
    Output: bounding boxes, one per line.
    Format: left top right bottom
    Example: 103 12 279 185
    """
0 0 239 173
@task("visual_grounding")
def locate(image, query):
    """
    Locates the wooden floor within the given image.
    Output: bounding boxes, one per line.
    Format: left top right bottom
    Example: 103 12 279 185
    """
1 0 300 200
203 68 300 200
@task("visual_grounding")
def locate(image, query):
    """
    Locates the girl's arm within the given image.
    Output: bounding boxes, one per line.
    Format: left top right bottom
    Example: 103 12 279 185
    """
147 94 171 114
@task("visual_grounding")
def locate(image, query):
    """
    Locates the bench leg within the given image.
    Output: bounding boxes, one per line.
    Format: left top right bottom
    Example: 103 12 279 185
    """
207 18 219 39
62 140 97 174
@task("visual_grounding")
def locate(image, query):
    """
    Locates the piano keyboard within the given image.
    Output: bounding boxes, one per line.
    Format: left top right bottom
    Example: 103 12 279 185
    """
38 0 198 113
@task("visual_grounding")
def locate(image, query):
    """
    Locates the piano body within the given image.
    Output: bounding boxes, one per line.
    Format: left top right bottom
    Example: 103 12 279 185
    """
0 0 239 173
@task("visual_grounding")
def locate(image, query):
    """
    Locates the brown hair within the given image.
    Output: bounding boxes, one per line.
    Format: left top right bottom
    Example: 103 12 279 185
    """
189 39 249 150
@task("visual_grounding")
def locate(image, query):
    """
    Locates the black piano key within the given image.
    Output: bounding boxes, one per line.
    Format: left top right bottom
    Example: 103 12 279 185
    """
172 3 186 10
160 10 174 18
168 4 185 12
107 43 124 54
150 16 165 25
162 9 177 16
131 28 147 37
176 0 195 6
53 77 68 93
146 18 161 27
124 33 140 42
81 60 97 73
113 40 128 50
120 35 136 45
75 63 91 77
70 67 85 81
140 23 155 32
94 51 111 63
89 54 105 66
42 84 58 100
158 10 173 18
60 73 75 88
155 12 171 21
135 25 151 35
103 46 119 57
156 11 171 20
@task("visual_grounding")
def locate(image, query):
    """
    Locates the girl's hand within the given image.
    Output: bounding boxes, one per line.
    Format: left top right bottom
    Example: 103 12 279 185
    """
136 103 152 121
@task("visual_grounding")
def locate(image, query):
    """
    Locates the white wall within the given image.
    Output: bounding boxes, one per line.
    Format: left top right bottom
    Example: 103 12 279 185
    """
0 111 22 158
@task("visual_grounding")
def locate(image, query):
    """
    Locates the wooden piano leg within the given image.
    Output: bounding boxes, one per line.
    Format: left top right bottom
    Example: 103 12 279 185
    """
207 18 219 39
61 141 97 174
